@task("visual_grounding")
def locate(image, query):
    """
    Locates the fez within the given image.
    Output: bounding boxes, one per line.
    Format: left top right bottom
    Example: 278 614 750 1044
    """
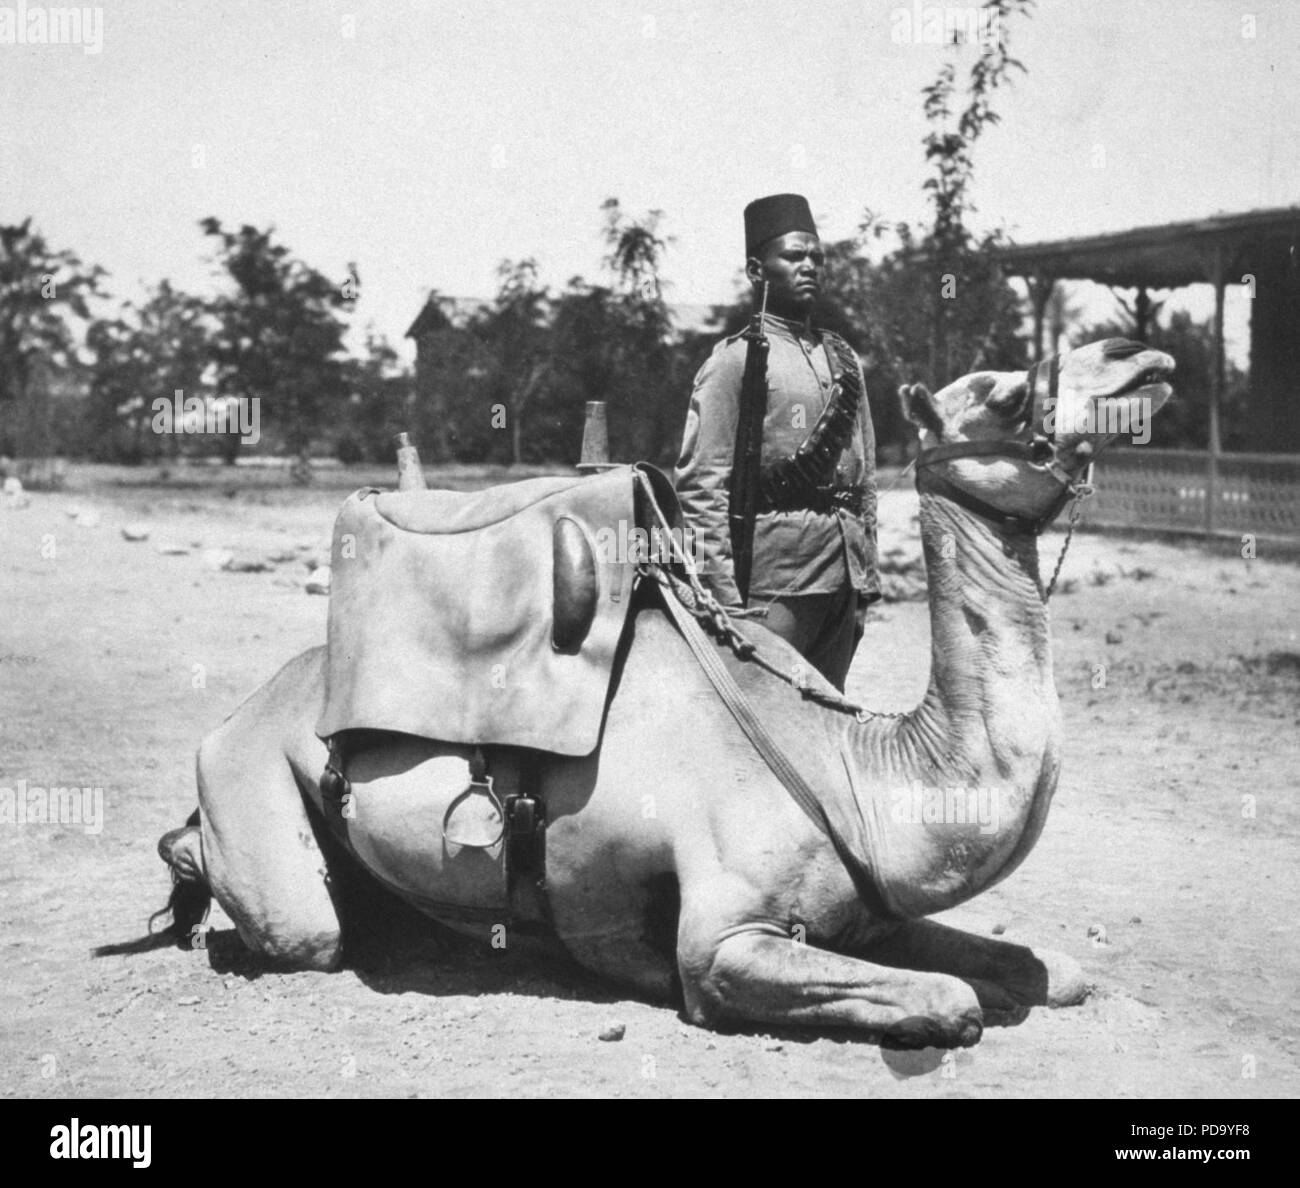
744 193 818 256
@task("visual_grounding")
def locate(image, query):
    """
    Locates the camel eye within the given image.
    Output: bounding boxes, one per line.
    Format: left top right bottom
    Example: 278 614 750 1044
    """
988 380 1026 412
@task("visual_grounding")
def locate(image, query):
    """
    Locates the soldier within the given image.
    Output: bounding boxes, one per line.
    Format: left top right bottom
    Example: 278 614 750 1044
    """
674 193 880 692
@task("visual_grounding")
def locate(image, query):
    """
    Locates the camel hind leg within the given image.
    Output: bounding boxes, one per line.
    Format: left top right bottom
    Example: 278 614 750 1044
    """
193 651 345 971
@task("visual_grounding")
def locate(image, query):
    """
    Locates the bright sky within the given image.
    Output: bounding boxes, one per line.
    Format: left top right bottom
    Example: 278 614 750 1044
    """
3 0 1296 364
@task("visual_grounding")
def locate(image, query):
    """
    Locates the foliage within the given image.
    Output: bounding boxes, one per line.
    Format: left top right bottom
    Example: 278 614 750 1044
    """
199 218 354 475
337 331 416 462
914 0 1036 386
86 280 213 464
0 219 105 460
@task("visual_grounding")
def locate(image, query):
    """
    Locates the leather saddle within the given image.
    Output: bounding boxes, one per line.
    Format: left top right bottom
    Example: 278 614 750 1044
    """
317 463 682 757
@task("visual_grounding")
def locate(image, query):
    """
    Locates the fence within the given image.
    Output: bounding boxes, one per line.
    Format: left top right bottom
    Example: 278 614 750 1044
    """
1088 448 1300 541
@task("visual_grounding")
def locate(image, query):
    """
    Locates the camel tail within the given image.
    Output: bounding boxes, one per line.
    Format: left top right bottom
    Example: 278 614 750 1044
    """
93 809 211 957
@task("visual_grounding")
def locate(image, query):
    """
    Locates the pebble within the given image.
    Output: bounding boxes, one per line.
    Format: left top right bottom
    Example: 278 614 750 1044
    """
226 555 272 573
74 510 101 529
598 1022 626 1042
155 542 190 555
305 565 331 595
1086 923 1110 946
991 921 1007 935
121 523 150 542
176 996 200 1006
201 548 235 571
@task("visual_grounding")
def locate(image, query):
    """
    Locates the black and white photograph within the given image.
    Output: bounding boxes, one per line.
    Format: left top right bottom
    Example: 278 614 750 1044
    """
1 0 1296 1125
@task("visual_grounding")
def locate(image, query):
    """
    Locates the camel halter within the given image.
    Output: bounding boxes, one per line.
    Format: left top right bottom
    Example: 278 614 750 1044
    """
913 353 1095 599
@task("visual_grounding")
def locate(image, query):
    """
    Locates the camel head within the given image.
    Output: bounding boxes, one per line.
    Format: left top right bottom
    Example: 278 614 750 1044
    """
901 338 1174 530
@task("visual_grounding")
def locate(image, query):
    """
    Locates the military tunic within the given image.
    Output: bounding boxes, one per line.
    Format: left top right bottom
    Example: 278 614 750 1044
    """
673 312 881 609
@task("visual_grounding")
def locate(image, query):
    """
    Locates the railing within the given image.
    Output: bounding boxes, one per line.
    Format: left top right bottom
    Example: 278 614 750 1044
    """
1088 448 1300 541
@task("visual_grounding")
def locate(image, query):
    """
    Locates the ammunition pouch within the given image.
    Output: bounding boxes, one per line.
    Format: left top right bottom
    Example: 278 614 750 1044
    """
757 332 866 515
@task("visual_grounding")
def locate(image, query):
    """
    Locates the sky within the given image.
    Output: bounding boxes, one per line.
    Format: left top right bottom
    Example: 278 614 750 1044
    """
3 0 1297 364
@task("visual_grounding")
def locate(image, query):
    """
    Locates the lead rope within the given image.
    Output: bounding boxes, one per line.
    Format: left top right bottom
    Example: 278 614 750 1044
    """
1041 462 1095 602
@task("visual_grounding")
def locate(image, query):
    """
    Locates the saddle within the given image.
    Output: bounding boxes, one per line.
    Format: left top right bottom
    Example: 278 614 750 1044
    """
317 463 682 757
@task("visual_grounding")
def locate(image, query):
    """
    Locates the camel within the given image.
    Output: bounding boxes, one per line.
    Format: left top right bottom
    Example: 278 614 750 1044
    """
156 337 1173 1048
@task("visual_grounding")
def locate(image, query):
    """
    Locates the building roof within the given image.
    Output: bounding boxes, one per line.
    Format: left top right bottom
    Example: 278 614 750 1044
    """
406 295 491 338
994 205 1300 290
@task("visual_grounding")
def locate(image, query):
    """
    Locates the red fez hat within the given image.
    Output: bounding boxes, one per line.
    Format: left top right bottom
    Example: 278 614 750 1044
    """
744 193 817 256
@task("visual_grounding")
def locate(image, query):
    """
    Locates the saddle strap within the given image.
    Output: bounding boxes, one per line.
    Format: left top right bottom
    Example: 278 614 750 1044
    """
650 569 897 920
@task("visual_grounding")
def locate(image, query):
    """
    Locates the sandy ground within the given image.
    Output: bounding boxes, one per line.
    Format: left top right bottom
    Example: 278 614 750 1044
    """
1 463 1297 1098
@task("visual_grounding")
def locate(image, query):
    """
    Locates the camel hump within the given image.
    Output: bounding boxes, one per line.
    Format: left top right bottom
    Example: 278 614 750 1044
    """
317 463 681 756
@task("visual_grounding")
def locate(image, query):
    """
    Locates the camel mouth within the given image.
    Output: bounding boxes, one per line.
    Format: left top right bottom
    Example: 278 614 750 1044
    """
1101 366 1173 400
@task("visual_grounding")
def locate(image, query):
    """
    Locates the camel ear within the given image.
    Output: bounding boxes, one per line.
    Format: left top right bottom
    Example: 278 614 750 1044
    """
899 382 944 438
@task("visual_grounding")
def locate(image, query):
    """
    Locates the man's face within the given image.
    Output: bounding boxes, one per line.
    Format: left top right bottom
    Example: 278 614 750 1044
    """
746 231 824 316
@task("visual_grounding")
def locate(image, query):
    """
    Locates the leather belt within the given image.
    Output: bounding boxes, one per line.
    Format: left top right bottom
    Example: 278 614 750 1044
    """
757 484 867 517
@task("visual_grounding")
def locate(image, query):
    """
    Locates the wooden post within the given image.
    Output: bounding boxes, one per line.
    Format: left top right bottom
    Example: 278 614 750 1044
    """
1207 247 1226 536
1134 286 1151 341
1028 274 1054 364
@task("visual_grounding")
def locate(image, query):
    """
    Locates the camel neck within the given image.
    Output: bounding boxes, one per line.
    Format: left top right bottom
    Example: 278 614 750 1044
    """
847 492 1062 916
911 492 1054 742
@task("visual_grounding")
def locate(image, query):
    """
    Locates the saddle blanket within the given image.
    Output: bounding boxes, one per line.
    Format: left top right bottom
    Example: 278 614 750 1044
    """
317 464 677 756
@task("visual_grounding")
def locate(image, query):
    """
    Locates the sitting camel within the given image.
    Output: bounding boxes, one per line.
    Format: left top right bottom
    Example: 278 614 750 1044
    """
157 338 1173 1048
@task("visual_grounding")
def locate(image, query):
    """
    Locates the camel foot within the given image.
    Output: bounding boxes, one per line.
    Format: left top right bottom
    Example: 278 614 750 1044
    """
882 975 985 1048
870 919 1092 1010
1016 946 1090 1008
158 824 204 883
155 820 211 945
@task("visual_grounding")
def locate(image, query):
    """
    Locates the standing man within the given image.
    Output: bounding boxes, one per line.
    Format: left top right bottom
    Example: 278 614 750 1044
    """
674 193 880 691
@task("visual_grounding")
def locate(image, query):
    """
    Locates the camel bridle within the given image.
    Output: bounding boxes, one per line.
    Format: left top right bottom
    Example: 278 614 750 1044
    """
913 353 1096 535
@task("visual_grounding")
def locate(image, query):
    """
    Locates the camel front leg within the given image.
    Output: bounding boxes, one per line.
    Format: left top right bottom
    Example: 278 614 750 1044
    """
676 894 984 1047
866 918 1091 1008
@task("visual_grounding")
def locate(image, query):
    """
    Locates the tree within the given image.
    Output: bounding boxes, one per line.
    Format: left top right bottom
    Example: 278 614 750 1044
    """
917 0 1036 385
467 259 550 464
199 218 353 477
0 219 105 464
86 280 214 464
338 331 417 463
542 200 681 465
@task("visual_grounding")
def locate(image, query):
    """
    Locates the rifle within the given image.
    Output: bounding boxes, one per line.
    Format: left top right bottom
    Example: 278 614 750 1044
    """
728 282 770 605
